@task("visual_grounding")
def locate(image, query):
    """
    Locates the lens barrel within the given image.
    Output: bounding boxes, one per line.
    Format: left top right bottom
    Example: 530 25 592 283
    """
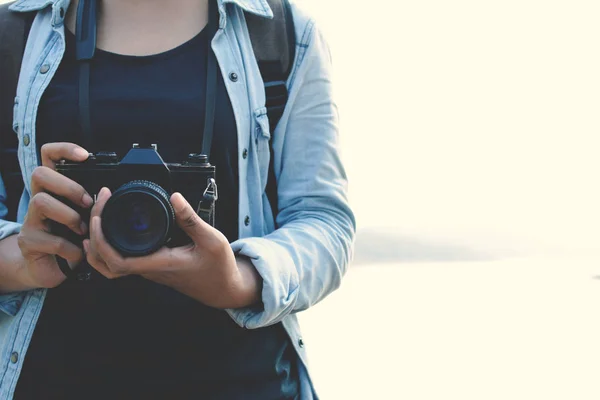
102 180 175 257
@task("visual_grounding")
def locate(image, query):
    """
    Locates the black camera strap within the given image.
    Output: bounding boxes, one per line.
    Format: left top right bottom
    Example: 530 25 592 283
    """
75 0 96 151
202 0 219 158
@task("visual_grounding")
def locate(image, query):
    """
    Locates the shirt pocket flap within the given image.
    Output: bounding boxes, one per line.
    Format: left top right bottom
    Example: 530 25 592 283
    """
253 107 271 140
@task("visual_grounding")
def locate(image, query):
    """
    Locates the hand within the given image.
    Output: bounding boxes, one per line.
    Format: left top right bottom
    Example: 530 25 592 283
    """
84 188 262 309
16 143 93 289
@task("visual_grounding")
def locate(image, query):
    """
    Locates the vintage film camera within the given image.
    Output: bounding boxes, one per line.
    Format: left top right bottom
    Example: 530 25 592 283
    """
53 144 217 257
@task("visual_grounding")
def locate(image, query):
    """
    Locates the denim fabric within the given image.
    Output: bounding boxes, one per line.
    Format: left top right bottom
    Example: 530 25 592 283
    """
0 0 355 398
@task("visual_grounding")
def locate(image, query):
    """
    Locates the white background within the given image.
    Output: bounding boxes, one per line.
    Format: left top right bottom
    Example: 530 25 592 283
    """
298 0 600 257
295 1 600 399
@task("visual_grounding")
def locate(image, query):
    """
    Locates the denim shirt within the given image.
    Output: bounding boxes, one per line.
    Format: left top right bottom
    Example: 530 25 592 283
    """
0 0 355 398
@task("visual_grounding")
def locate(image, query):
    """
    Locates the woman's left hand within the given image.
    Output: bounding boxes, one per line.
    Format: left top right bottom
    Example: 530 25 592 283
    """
83 187 262 309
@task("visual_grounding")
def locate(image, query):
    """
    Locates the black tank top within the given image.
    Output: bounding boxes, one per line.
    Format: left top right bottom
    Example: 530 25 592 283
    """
14 26 298 400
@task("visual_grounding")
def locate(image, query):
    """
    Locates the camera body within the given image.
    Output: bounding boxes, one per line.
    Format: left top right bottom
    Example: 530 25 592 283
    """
54 144 216 257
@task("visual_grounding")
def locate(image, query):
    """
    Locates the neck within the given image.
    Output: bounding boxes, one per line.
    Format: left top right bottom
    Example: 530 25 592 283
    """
66 0 211 56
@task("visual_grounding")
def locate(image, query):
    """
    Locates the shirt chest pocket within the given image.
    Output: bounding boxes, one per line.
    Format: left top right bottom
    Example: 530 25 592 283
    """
253 108 272 188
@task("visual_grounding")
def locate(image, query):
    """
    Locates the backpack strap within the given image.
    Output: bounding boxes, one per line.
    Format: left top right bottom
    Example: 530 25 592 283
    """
245 0 295 130
0 2 32 222
245 0 295 223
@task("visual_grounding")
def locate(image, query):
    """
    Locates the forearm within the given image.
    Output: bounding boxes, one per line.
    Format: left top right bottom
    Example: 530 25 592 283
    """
142 254 262 310
179 256 261 309
232 255 263 309
0 235 35 294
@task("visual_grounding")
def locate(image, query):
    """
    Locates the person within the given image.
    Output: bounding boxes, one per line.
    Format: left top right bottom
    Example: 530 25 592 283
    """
0 0 355 398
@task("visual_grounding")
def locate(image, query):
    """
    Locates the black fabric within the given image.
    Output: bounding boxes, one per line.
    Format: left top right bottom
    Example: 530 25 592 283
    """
245 0 295 78
0 4 32 222
200 0 219 158
14 25 298 400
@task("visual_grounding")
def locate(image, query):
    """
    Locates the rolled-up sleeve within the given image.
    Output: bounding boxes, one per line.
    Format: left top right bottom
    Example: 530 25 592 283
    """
227 21 356 329
0 175 22 241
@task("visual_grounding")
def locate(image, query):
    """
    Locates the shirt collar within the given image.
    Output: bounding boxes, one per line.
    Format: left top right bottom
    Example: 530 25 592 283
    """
10 0 274 18
221 0 273 18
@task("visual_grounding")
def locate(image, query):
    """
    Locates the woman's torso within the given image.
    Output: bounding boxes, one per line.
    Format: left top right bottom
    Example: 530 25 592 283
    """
0 1 321 398
13 20 298 400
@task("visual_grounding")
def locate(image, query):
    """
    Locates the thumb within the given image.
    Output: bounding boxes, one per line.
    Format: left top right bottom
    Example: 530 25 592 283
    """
171 192 211 240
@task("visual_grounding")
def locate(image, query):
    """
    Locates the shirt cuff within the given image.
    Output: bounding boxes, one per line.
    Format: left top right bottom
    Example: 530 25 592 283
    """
226 237 299 329
0 293 25 317
0 221 24 316
0 220 21 242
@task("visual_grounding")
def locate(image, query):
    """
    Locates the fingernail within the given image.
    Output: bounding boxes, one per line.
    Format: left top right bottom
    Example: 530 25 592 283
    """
80 221 88 235
99 187 109 200
74 148 89 159
171 193 183 208
83 241 89 253
82 193 93 207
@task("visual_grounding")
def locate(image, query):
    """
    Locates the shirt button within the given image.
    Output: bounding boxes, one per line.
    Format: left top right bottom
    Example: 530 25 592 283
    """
298 338 305 348
229 72 238 82
244 215 250 226
10 352 18 363
39 64 50 74
242 148 248 159
23 134 30 146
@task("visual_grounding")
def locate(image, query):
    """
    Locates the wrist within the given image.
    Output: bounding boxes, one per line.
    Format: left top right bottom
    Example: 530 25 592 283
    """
15 259 41 291
0 236 37 293
229 256 262 309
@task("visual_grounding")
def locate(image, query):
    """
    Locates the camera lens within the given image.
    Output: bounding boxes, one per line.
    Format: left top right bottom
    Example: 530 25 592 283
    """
102 180 174 257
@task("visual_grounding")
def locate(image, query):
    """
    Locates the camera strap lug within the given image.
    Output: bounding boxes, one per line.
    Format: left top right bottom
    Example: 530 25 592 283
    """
198 178 218 225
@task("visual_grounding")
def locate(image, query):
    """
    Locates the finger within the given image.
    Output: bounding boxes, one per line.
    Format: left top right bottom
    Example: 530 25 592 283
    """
83 239 118 279
41 142 89 169
89 216 182 275
18 229 83 263
171 192 211 241
89 215 131 275
90 187 111 221
27 193 87 234
31 166 93 208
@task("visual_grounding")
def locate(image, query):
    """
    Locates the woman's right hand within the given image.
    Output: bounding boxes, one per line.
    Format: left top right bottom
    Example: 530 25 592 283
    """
16 143 93 289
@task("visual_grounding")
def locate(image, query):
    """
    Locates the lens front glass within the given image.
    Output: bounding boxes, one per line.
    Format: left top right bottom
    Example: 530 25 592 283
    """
102 181 174 256
119 193 166 245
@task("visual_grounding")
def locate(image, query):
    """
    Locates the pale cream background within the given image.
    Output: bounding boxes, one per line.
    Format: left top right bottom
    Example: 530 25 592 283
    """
295 1 600 399
298 0 600 257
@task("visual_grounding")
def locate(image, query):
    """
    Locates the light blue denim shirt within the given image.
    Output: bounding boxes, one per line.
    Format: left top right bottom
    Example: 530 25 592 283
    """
0 0 355 397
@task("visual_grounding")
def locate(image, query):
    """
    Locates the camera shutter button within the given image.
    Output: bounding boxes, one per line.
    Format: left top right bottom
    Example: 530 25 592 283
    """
95 152 118 163
187 153 208 164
